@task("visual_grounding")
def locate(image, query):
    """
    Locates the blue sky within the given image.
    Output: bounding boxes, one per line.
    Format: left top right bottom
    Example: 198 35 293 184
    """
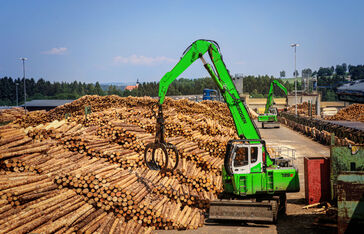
1 0 363 84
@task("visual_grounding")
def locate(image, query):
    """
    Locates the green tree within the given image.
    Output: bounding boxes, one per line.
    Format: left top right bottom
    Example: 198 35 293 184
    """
94 82 105 96
301 68 312 78
335 64 345 76
349 65 364 80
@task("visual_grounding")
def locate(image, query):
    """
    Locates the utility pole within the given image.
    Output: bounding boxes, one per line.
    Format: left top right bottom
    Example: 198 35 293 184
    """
290 43 299 116
242 76 244 95
16 83 19 106
19 57 28 113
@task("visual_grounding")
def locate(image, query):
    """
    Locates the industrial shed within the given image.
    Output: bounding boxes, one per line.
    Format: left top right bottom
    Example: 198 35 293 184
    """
22 100 74 111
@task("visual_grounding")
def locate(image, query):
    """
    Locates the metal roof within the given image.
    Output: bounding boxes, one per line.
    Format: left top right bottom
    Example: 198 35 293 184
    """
337 80 364 92
22 100 74 107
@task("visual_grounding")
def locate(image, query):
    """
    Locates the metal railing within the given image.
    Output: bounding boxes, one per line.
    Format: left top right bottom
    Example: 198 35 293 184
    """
268 146 296 160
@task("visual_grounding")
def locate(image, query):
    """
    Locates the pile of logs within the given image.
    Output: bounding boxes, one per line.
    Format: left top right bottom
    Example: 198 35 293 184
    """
0 107 25 123
54 172 205 230
279 112 362 145
326 104 364 122
0 159 41 173
287 102 317 116
96 124 146 153
0 95 245 232
0 172 151 233
12 110 48 127
60 135 144 170
11 95 236 129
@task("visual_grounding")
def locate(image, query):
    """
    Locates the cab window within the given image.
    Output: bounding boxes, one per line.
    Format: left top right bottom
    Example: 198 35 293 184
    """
251 147 258 163
234 147 249 167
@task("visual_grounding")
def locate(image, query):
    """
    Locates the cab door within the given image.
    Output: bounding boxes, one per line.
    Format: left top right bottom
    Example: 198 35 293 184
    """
231 144 262 174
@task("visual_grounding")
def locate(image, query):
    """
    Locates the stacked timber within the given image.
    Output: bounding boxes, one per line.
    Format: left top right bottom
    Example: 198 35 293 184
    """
0 173 56 207
27 128 55 141
12 110 48 127
0 96 248 232
288 102 317 116
0 172 150 233
12 96 236 129
0 107 25 123
52 169 206 230
96 124 146 153
0 159 41 173
280 112 362 145
326 104 364 122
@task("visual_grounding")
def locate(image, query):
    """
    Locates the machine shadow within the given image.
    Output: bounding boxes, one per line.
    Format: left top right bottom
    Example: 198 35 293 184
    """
205 219 271 229
276 213 337 234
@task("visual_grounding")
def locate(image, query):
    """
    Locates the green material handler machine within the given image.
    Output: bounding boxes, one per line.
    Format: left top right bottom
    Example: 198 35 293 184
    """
144 40 299 223
258 80 288 128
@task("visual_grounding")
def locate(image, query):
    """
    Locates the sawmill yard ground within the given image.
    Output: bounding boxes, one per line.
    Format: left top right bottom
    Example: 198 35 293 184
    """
0 96 338 233
158 123 335 234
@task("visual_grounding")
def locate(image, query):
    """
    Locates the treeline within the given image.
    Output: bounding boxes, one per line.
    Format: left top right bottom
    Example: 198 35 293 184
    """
1 63 363 105
0 78 105 106
315 64 364 101
295 64 364 101
0 76 292 106
121 76 293 98
283 63 364 80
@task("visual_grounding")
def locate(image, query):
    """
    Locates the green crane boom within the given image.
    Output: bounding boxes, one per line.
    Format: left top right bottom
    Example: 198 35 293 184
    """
264 80 288 114
144 40 299 223
157 39 272 166
258 80 288 128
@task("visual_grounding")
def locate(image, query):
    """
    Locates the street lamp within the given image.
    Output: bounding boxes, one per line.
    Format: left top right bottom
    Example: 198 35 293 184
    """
290 43 299 116
16 83 19 106
19 57 28 113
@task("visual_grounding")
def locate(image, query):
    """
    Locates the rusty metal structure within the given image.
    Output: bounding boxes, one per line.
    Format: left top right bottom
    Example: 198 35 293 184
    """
304 157 330 204
330 145 364 234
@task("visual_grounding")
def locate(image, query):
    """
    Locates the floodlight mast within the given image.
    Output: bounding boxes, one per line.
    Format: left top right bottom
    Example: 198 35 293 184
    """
19 57 28 113
290 43 299 115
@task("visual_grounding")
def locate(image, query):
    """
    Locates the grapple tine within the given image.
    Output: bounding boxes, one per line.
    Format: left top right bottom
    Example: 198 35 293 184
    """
143 103 179 171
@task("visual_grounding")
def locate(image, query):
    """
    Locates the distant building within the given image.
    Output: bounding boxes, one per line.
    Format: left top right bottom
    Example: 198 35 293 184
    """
336 79 364 103
124 85 138 91
124 79 140 91
22 100 74 111
232 74 244 94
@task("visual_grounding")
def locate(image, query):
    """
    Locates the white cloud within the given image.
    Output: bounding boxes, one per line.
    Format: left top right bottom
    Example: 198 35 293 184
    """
235 61 245 65
113 55 177 66
42 47 68 55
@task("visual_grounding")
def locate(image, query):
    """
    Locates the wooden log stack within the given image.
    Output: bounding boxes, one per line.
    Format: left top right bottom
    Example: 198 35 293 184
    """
0 95 266 232
326 103 364 122
0 172 151 234
53 171 205 230
0 159 41 173
0 107 25 123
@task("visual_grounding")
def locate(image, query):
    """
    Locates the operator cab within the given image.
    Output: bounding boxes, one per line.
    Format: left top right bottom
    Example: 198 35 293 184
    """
232 143 262 174
268 107 278 115
225 139 296 176
225 140 265 175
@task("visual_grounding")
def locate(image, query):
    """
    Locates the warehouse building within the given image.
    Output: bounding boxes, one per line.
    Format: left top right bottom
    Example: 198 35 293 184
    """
22 100 74 111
